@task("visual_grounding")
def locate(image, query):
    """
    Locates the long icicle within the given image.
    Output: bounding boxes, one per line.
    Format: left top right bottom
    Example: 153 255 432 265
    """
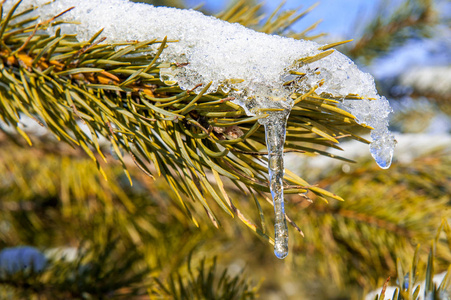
264 111 289 259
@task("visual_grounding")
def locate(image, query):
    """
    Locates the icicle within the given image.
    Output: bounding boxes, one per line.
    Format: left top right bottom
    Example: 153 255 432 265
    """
263 111 289 259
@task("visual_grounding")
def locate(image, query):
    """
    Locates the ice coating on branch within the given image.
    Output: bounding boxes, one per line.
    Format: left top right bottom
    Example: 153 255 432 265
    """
4 0 395 167
296 53 396 168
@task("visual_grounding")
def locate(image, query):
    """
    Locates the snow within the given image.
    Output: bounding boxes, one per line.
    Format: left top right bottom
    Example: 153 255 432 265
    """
0 246 47 275
3 0 395 168
365 272 450 300
400 66 451 97
370 31 451 80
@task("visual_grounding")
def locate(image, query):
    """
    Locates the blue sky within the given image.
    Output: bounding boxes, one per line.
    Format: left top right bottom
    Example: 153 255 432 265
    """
261 0 381 38
184 0 449 41
185 0 382 38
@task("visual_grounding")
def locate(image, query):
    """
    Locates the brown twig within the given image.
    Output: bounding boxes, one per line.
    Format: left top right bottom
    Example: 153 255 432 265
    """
130 152 155 179
231 148 305 156
15 7 75 54
73 37 107 61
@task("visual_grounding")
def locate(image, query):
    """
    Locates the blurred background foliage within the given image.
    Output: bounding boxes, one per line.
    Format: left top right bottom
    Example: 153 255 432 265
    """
0 0 450 299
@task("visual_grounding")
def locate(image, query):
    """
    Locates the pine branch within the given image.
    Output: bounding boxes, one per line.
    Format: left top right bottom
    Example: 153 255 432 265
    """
150 256 258 299
216 0 323 39
0 136 260 299
0 230 258 299
288 150 451 292
371 221 451 300
348 0 437 63
0 1 369 229
0 131 449 297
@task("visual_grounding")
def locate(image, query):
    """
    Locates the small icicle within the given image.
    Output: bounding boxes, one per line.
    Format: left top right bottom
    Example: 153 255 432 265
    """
263 111 289 259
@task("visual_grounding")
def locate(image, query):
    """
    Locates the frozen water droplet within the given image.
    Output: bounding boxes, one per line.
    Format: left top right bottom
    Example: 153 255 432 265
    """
340 96 396 169
369 129 396 169
371 149 393 169
263 111 289 259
